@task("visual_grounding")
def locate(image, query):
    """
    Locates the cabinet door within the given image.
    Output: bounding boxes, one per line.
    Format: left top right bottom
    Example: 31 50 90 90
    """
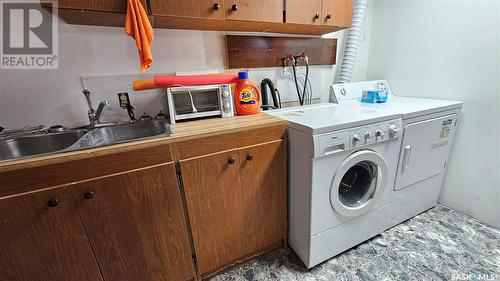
71 164 195 281
151 0 224 19
179 150 247 276
285 0 322 24
0 188 103 281
58 0 145 13
322 0 352 27
224 0 282 23
239 141 286 253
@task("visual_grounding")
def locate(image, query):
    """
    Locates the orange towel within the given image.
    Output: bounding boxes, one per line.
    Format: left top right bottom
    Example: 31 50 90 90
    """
125 0 154 72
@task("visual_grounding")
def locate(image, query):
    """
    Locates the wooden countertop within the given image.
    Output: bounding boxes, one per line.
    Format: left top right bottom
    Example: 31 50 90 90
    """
0 113 286 173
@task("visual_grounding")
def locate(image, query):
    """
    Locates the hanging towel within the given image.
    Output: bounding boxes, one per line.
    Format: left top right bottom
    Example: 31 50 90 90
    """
125 0 154 72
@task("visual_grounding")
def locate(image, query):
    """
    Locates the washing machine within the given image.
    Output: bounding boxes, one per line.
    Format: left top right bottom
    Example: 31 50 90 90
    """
268 104 403 268
331 80 463 228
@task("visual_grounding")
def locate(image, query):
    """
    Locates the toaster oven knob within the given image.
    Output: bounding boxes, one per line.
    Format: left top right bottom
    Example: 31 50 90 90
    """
222 91 229 98
223 102 231 112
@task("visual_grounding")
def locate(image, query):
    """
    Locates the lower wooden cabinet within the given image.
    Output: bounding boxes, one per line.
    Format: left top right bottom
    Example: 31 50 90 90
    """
179 149 248 275
71 164 195 281
239 141 286 254
180 140 286 276
0 124 287 280
0 163 195 281
0 188 103 281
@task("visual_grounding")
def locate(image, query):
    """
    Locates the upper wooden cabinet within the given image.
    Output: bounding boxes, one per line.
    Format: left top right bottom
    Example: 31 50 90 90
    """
322 0 353 27
151 0 225 19
224 0 282 23
54 0 351 34
0 188 103 281
71 164 196 281
58 0 137 13
286 0 352 27
285 0 322 25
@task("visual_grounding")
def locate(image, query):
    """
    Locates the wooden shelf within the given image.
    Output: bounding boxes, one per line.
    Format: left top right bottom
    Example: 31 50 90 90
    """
226 35 337 68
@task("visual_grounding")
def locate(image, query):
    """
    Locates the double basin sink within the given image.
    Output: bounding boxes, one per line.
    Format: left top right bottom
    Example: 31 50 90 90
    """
0 119 172 161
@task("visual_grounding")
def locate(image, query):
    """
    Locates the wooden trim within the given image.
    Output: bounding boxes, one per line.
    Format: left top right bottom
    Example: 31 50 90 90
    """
0 144 172 198
0 162 175 201
173 125 286 160
226 35 337 68
153 15 346 35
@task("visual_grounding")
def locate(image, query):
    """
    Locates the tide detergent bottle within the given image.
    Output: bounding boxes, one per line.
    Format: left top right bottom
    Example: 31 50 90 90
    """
233 71 261 115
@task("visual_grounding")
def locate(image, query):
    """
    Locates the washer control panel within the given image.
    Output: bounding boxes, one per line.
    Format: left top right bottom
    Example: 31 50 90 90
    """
315 118 402 157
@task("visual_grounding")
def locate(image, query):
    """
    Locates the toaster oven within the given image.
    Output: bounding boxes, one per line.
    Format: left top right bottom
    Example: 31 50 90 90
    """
166 84 234 124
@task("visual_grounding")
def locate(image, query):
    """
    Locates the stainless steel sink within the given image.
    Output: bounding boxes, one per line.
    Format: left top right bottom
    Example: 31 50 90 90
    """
0 119 172 162
0 130 88 161
68 119 172 149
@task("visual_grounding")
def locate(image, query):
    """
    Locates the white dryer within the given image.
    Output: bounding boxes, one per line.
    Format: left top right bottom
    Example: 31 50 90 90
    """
268 104 403 268
331 80 463 227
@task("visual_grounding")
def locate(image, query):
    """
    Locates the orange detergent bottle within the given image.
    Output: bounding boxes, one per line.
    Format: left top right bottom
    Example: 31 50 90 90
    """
233 71 261 115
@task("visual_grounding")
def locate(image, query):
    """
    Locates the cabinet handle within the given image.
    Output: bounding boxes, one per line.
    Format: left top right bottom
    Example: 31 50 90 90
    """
84 191 95 200
228 157 236 165
246 154 254 161
213 3 220 10
48 198 59 208
326 14 332 20
231 4 238 11
313 13 320 20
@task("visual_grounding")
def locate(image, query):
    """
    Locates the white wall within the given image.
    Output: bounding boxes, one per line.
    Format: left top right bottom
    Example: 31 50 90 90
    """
367 0 500 227
0 4 373 129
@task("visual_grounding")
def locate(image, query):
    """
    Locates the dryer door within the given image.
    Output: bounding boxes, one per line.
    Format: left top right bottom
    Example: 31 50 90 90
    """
330 150 388 217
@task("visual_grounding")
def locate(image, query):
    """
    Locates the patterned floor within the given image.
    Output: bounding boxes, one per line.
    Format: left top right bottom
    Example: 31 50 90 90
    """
210 205 500 281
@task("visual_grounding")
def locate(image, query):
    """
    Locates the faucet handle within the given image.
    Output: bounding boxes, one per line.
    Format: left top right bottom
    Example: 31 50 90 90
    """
82 89 94 111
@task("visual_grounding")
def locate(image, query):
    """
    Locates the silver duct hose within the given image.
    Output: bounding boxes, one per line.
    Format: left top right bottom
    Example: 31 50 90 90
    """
336 0 368 83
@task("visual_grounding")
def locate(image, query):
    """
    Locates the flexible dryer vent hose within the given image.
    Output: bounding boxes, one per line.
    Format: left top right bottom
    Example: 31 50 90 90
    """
336 0 368 84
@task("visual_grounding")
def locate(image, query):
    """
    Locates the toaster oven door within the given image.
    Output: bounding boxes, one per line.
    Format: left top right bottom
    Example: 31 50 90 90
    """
171 87 222 120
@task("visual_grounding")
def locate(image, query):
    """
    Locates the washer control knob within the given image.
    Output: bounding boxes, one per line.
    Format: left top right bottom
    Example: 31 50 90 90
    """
375 130 384 138
364 132 371 140
388 124 401 138
222 91 229 98
352 135 360 144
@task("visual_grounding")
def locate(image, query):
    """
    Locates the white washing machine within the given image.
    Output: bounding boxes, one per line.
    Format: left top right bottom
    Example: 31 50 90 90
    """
268 104 403 268
331 80 463 228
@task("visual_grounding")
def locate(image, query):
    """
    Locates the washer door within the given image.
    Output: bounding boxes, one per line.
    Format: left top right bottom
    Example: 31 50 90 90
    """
330 150 388 217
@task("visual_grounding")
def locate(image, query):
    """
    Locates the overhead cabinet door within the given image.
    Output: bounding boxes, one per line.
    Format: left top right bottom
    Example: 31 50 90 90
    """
224 0 282 23
151 0 225 19
285 0 322 24
58 0 140 12
322 0 353 27
395 114 458 190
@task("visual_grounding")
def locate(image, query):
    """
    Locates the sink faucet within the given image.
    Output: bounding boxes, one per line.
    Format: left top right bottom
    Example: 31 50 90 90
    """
83 89 110 128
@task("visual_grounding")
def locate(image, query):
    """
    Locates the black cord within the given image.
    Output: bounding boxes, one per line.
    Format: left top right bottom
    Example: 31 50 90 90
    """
302 63 309 105
275 89 282 108
292 61 304 105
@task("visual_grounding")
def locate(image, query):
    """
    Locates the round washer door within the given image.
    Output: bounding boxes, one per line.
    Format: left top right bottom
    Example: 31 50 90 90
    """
330 150 388 217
